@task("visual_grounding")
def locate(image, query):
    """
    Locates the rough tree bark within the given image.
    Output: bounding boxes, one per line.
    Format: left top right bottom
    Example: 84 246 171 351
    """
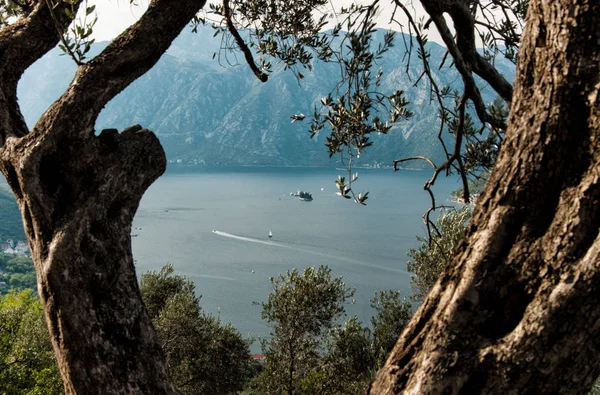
0 0 205 393
370 0 600 393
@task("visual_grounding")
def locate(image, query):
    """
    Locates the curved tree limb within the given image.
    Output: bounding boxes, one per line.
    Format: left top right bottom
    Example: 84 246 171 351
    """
472 48 515 105
421 0 514 105
425 10 501 128
33 0 207 137
222 0 269 82
393 156 437 172
0 0 77 144
0 0 75 84
447 0 514 104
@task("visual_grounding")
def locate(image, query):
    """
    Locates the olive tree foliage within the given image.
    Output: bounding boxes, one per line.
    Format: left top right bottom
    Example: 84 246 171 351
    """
255 266 354 394
139 263 197 319
0 265 253 394
591 380 600 395
370 290 412 366
0 289 62 394
319 315 375 394
252 266 414 395
198 0 416 204
386 0 517 240
139 264 253 395
271 315 374 395
318 290 413 394
0 0 26 25
310 289 413 394
243 0 517 209
292 5 415 205
198 0 519 207
407 206 471 301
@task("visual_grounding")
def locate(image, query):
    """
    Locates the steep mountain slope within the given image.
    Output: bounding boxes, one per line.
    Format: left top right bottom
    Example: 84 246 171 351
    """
17 26 514 168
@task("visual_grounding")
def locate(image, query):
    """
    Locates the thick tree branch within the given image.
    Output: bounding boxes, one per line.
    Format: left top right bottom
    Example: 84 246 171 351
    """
472 51 514 103
222 0 268 82
425 11 494 123
0 1 77 144
419 0 513 110
447 0 514 104
33 0 206 136
0 1 75 83
393 156 436 172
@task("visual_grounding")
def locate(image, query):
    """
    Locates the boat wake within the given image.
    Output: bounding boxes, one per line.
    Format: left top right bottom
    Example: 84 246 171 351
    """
211 229 403 274
212 230 290 248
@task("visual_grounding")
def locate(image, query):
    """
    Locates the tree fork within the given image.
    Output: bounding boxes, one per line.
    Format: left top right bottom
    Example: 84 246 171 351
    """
370 0 600 393
1 125 177 393
0 0 205 392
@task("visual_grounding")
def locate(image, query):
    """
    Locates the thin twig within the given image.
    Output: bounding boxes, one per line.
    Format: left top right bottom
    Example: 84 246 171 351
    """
393 156 436 171
44 0 82 65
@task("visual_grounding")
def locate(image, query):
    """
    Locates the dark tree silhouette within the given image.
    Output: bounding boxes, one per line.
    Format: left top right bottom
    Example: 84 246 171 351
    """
370 1 600 393
0 1 206 392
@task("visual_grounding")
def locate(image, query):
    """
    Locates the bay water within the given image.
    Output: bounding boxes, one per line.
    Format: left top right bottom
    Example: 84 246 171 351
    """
131 166 460 351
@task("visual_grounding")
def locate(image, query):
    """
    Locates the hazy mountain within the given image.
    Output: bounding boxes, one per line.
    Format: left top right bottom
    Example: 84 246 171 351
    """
18 26 514 168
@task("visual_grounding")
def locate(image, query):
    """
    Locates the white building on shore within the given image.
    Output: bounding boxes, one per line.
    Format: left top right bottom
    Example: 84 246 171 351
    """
1 239 29 256
0 243 15 254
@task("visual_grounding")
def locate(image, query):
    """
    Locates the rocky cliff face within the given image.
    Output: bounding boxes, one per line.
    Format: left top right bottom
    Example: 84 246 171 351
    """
18 27 513 167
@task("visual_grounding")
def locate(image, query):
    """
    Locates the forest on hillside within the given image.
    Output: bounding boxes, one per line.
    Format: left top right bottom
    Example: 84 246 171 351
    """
0 186 25 242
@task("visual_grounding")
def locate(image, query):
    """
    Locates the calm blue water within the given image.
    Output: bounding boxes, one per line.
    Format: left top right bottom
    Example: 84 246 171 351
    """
131 166 459 350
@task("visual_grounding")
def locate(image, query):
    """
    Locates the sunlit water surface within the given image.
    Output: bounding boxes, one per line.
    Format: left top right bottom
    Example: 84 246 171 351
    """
130 166 459 351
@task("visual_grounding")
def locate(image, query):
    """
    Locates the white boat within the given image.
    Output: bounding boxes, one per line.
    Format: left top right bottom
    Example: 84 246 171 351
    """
268 231 273 239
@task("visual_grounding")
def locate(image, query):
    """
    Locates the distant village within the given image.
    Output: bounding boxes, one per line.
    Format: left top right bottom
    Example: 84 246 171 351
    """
0 238 30 256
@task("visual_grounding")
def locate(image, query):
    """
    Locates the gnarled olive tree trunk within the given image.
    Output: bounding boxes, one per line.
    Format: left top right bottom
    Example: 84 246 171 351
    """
0 0 205 393
370 0 600 393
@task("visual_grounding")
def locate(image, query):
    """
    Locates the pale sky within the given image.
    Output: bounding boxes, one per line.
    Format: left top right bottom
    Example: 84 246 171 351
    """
90 0 440 43
92 0 149 41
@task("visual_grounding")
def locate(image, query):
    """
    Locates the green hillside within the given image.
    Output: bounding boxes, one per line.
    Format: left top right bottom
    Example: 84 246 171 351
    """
0 186 25 241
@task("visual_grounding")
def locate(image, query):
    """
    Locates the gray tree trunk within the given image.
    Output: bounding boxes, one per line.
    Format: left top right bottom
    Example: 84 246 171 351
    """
370 0 600 393
0 0 205 393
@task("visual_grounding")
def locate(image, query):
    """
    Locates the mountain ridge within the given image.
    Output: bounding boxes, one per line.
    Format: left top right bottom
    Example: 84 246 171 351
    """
17 26 515 168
